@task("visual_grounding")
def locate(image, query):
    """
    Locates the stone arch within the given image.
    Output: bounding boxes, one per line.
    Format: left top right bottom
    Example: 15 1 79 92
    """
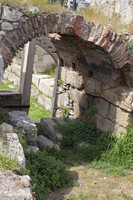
0 5 133 134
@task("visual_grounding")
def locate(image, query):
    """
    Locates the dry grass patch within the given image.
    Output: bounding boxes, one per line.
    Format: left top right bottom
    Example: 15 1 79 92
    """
0 0 67 13
63 165 133 200
78 7 133 35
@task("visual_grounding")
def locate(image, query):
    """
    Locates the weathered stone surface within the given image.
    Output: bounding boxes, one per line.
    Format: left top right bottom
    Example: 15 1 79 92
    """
0 53 4 84
94 97 110 118
32 74 50 87
1 22 13 31
1 6 23 22
33 54 55 74
108 104 133 127
0 170 34 200
73 102 81 118
40 117 63 145
37 135 60 150
70 89 84 103
0 3 1 15
0 122 13 133
8 72 19 86
94 113 126 134
61 67 84 89
0 122 25 167
0 31 6 41
26 145 39 154
39 78 54 98
38 94 52 110
90 0 133 24
26 6 40 15
6 111 37 146
102 87 133 112
85 78 103 96
0 132 25 167
11 64 21 77
57 93 69 107
3 69 10 79
79 94 90 109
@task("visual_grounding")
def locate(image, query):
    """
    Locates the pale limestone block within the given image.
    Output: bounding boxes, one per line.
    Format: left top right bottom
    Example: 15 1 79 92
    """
57 93 69 107
39 78 54 98
32 74 50 87
61 67 84 89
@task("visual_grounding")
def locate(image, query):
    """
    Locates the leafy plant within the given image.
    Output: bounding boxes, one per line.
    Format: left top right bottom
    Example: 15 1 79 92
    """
55 120 113 162
87 97 97 119
58 79 63 86
25 150 70 200
61 106 69 120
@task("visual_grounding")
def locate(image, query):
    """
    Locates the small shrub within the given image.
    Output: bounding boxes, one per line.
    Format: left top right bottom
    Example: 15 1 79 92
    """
45 64 57 77
55 120 113 162
58 79 63 86
25 150 70 200
87 97 97 119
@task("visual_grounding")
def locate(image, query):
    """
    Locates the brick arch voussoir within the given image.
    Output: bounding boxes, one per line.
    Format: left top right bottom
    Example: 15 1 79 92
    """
0 9 132 70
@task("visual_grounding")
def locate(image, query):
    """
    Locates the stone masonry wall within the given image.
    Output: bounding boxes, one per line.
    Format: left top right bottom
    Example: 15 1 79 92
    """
55 66 133 135
0 5 133 135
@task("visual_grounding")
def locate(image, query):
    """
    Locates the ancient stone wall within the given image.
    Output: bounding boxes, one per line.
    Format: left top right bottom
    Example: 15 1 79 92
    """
0 5 133 134
90 0 133 24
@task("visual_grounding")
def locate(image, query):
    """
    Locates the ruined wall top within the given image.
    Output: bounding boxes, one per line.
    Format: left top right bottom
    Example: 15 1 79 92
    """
0 4 132 84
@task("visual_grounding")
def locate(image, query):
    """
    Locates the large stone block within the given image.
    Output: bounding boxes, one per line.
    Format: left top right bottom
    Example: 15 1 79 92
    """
61 67 84 89
108 104 133 127
1 6 23 21
40 117 63 145
70 89 84 103
37 135 60 150
57 93 69 107
94 97 110 118
73 102 81 118
6 111 37 146
32 74 50 87
0 170 34 200
85 78 103 96
39 78 54 98
102 86 133 112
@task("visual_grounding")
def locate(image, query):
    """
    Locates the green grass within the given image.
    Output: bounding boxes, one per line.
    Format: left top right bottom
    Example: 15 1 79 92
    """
0 153 20 171
29 96 50 119
0 79 18 90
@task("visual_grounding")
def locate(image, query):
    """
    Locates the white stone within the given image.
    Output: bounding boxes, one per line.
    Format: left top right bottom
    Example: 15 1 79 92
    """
1 6 23 21
11 64 21 77
32 74 50 87
0 170 34 200
57 93 69 107
39 78 54 98
1 22 13 31
61 67 84 89
27 6 40 15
